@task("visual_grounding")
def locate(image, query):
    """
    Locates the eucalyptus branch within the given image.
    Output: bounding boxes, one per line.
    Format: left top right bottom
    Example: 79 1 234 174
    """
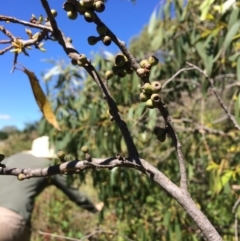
40 0 61 36
40 0 139 160
88 5 188 190
0 15 52 31
91 13 151 83
174 123 230 137
0 157 222 241
186 62 240 131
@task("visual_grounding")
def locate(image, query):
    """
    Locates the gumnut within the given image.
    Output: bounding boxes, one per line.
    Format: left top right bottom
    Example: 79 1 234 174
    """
112 66 119 75
77 1 87 14
84 10 95 22
157 134 166 142
153 126 166 137
148 55 159 66
145 99 154 109
105 70 114 80
151 81 162 93
88 36 99 45
115 54 126 67
63 2 74 12
67 10 78 20
141 83 152 94
17 173 26 181
102 35 111 46
117 68 127 78
126 67 133 74
81 145 89 153
150 93 161 104
51 9 58 17
139 92 149 102
140 59 151 69
78 54 87 64
94 1 105 12
57 151 66 162
154 126 166 142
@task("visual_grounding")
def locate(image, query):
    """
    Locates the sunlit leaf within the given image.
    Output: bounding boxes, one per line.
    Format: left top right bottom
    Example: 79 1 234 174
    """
20 66 61 131
199 0 216 21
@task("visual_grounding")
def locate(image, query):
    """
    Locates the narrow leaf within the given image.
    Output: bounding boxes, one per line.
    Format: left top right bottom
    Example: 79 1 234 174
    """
214 21 240 62
199 0 216 21
148 9 157 35
237 55 240 82
235 92 240 125
21 66 61 131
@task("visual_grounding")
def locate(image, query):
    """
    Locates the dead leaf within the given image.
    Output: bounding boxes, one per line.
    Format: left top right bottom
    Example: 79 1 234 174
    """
20 66 61 131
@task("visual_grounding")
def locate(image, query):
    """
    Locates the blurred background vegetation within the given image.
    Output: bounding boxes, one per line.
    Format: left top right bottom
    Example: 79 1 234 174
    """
1 0 240 240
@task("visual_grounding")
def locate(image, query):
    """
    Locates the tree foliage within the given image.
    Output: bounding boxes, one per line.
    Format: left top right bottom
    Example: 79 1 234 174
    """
1 0 240 240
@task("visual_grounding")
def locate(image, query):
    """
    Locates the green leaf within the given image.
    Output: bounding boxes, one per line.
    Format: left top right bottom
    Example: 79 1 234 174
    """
228 52 240 62
220 171 233 188
174 221 181 241
199 0 216 21
148 9 157 35
228 7 240 29
235 92 240 125
151 28 164 50
237 55 240 82
163 212 171 226
214 20 240 62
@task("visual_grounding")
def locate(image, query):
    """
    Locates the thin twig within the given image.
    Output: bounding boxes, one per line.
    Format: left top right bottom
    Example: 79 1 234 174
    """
0 25 15 40
187 62 240 131
0 45 12 55
157 101 189 192
0 40 11 44
162 67 195 89
131 108 149 128
0 15 52 31
39 230 81 241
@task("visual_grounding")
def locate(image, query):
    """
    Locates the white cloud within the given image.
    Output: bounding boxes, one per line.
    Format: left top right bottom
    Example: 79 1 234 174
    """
0 114 11 120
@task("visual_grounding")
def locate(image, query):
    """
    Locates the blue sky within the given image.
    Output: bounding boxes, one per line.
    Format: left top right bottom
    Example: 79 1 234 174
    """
0 0 160 130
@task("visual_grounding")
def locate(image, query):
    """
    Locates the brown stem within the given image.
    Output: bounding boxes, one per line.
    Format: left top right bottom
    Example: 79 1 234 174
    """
0 15 52 31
